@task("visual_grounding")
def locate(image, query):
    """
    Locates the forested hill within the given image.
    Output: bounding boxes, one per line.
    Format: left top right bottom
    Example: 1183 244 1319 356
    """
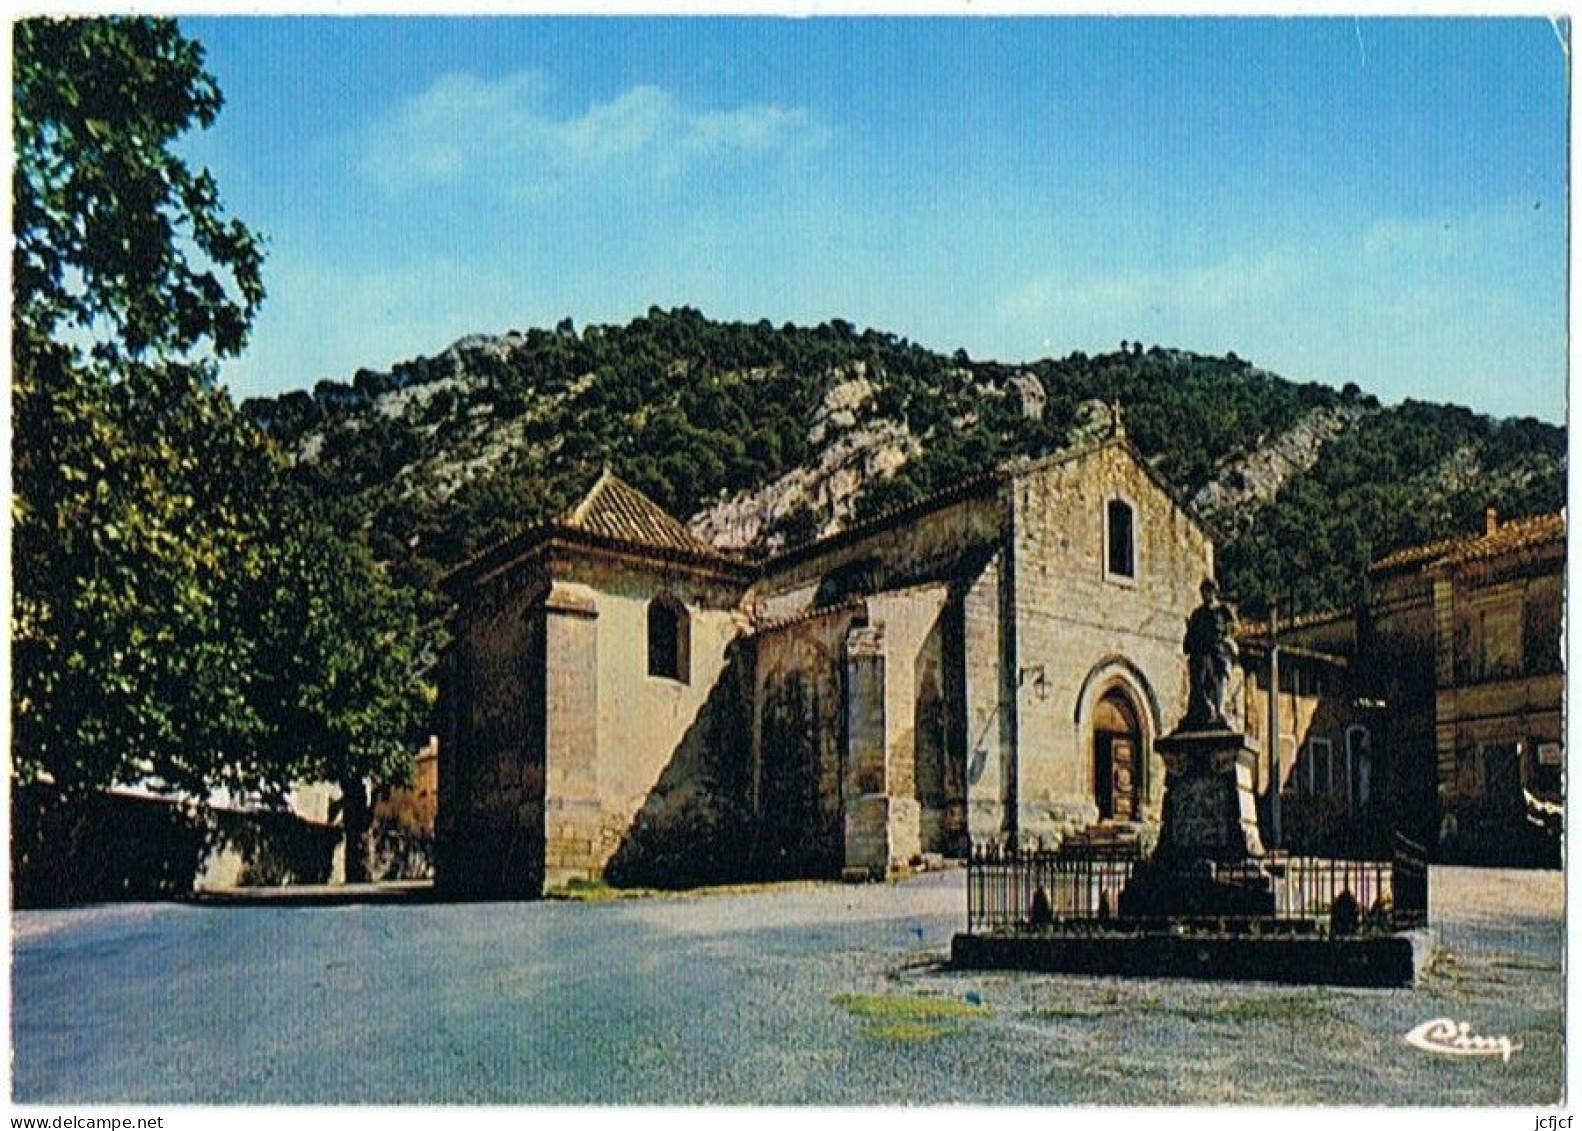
242 307 1566 618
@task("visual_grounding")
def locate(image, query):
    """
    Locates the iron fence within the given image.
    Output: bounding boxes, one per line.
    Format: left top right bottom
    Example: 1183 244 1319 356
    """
965 832 1429 935
965 842 1137 934
1390 833 1429 928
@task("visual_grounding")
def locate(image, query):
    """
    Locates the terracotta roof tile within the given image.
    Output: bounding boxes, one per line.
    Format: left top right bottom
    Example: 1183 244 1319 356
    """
563 469 731 560
1369 535 1468 573
1432 511 1565 567
750 598 868 636
1232 606 1351 639
1370 511 1565 573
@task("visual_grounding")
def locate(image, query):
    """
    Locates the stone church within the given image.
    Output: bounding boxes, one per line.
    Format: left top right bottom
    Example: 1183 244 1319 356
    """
436 421 1217 897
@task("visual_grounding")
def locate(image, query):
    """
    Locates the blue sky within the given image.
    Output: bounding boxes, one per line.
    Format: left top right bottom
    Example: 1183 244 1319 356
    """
181 17 1568 422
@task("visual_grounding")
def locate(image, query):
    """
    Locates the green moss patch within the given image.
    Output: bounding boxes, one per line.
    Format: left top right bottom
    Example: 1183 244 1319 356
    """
863 1020 967 1042
834 992 989 1042
833 992 990 1021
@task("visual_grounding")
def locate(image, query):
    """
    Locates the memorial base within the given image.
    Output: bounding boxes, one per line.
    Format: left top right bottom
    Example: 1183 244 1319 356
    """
1120 724 1272 920
950 929 1429 988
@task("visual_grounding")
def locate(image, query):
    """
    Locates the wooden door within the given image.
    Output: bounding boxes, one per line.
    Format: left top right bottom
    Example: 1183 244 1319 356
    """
1111 738 1136 820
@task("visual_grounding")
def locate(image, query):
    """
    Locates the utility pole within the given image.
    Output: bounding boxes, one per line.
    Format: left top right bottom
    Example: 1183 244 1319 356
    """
1267 599 1281 849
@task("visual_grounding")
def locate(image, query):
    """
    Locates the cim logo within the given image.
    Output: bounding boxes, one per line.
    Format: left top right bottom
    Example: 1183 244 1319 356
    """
1404 1018 1522 1063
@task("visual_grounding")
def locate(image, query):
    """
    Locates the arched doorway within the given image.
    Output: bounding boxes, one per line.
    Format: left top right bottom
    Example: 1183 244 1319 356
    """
1093 687 1144 821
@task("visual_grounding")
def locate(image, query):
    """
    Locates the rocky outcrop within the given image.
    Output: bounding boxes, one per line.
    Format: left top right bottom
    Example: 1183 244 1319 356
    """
1007 371 1046 421
239 311 1565 619
690 419 920 554
1193 404 1371 525
807 365 876 446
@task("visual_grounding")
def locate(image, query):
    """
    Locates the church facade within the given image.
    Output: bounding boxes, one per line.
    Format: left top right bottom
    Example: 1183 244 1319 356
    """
436 427 1216 896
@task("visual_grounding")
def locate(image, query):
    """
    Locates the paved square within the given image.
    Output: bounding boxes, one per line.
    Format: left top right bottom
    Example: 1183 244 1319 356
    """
11 867 1561 1104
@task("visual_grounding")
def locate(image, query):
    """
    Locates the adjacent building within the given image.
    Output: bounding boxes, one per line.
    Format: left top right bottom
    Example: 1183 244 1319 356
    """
1256 507 1566 862
1363 509 1565 862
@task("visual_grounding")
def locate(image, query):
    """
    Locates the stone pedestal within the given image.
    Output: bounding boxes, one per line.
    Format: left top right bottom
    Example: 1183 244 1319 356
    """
1153 727 1265 862
1120 725 1274 920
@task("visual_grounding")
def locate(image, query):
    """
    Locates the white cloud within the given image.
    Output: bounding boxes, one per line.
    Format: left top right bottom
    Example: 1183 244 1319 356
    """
362 71 826 195
996 249 1300 333
987 206 1565 420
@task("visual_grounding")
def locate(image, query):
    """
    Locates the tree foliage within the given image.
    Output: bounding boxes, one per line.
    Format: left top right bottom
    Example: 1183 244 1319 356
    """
14 18 263 369
13 18 432 830
249 503 433 879
13 17 272 793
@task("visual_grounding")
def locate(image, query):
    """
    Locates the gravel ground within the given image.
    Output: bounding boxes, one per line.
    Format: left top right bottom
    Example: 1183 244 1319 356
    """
11 866 1563 1104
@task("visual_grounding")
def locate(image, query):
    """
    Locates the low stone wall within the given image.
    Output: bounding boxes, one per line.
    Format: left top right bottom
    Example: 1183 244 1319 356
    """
11 785 347 907
950 929 1429 987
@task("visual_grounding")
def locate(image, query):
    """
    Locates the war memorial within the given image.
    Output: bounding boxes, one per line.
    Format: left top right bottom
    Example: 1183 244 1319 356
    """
951 581 1430 986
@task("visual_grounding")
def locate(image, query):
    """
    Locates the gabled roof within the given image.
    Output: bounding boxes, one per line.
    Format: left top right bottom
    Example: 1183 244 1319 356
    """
442 469 750 593
1368 535 1467 574
564 468 725 559
1370 511 1566 575
766 430 1205 571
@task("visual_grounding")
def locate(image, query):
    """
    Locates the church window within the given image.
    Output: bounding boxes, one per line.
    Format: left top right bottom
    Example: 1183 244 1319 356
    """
1105 498 1135 580
647 597 690 683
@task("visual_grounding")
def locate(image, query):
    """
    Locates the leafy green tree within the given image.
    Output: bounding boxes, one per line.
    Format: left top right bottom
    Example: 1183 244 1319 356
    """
13 17 434 877
14 18 264 368
13 17 271 794
251 509 434 882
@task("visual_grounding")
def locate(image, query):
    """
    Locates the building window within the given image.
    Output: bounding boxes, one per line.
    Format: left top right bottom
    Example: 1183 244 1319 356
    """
1105 499 1135 580
1477 604 1521 681
647 597 690 683
1481 744 1522 813
1523 583 1562 674
1345 725 1371 808
1306 737 1334 797
1530 738 1563 799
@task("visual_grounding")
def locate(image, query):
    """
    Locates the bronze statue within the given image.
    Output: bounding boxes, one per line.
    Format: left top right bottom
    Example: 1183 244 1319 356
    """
1183 579 1237 728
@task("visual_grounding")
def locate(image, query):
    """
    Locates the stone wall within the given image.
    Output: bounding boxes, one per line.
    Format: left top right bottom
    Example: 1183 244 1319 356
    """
562 560 747 886
439 547 754 894
436 559 550 897
1007 442 1210 845
12 785 342 907
866 583 963 860
963 550 1013 844
751 489 1002 621
1433 562 1564 864
437 438 1321 892
1238 653 1351 795
602 635 755 888
372 740 438 880
1238 654 1387 854
749 604 862 877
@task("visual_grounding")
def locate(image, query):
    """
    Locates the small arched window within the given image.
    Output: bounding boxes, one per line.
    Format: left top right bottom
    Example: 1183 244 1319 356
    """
1346 725 1372 808
1106 498 1135 580
1306 736 1334 796
647 596 690 683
